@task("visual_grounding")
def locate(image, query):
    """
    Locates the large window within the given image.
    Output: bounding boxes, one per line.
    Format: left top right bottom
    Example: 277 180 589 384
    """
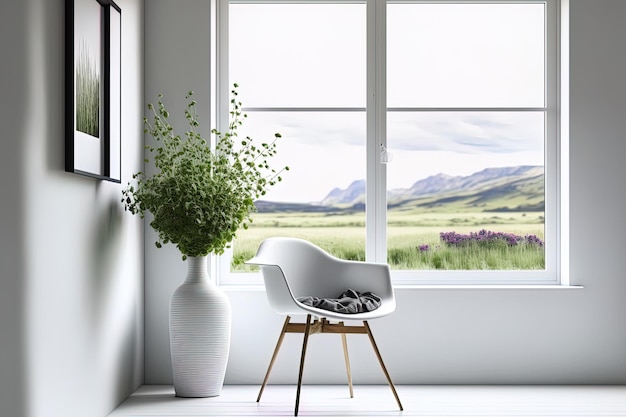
215 0 563 285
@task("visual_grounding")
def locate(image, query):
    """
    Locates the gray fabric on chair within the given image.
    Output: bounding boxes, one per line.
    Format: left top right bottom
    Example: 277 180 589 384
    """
297 288 382 314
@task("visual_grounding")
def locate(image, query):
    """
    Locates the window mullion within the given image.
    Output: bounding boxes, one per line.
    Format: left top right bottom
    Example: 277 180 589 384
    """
367 0 387 263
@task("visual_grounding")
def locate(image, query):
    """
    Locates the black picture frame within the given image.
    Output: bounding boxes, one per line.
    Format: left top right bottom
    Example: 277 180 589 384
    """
65 0 121 183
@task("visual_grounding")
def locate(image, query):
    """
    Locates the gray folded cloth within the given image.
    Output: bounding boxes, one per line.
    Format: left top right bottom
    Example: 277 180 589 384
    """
297 288 382 314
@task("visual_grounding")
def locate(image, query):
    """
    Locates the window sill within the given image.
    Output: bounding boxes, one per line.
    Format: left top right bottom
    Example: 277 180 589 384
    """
394 284 583 290
219 283 583 291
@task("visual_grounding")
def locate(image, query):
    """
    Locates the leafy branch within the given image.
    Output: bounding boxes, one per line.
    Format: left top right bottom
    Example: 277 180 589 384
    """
122 84 289 258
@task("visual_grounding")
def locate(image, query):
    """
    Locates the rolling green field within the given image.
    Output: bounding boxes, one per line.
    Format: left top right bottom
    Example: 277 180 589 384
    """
231 210 545 272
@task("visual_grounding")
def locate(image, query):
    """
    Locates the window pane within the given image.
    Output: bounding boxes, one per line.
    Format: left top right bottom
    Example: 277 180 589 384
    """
387 3 546 108
231 111 366 271
386 111 545 271
229 3 366 107
222 0 559 284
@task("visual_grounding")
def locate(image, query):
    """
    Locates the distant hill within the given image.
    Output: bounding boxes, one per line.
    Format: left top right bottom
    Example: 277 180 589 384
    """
255 165 545 214
320 179 365 206
389 166 545 213
405 166 543 198
253 200 338 213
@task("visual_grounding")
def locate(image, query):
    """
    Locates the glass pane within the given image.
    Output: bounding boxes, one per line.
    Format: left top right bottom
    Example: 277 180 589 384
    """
229 3 366 107
386 111 545 271
387 3 545 108
231 111 366 271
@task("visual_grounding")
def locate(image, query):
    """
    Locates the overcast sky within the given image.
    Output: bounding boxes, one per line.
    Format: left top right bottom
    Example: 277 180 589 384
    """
229 2 546 203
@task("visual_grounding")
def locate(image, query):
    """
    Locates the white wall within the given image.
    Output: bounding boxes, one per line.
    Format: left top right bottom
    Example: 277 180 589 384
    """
0 2 29 415
143 0 214 384
144 0 626 385
0 0 145 416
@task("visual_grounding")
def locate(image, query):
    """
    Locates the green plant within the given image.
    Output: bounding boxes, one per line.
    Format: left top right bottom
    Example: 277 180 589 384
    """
122 84 288 258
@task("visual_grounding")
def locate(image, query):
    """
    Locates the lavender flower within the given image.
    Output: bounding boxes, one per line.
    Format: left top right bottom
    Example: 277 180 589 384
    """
418 244 430 252
440 229 544 248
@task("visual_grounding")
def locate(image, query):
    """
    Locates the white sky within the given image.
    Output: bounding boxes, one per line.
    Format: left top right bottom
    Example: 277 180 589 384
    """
229 2 546 203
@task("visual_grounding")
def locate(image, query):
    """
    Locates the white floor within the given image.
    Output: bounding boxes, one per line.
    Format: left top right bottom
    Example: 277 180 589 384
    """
109 384 626 416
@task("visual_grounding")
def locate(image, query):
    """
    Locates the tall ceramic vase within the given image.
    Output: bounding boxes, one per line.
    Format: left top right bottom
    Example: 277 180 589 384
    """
170 256 231 397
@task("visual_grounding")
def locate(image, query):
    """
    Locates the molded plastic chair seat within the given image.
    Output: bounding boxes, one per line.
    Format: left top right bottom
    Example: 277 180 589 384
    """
246 237 396 318
246 237 403 416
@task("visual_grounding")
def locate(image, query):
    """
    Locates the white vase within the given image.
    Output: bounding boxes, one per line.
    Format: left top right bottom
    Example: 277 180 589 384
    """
169 256 231 397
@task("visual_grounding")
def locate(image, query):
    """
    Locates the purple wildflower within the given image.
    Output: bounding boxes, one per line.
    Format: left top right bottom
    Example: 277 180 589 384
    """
440 229 544 248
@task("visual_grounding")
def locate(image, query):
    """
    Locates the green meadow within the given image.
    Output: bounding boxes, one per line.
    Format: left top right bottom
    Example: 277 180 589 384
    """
231 210 545 271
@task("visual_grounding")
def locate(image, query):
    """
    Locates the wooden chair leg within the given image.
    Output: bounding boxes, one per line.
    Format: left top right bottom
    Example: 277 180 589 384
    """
363 321 403 411
340 323 354 398
257 315 291 402
295 314 312 416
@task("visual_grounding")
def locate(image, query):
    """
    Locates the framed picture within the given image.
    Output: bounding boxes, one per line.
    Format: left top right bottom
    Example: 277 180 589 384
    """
65 0 121 182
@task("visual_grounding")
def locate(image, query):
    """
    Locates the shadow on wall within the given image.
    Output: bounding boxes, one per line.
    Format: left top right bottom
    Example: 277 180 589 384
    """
1 1 34 416
89 187 143 397
90 192 125 320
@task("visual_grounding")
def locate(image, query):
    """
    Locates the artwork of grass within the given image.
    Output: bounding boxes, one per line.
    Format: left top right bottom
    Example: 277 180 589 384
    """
75 40 100 137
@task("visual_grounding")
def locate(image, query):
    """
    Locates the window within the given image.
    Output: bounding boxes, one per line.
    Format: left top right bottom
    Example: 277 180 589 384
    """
214 0 563 286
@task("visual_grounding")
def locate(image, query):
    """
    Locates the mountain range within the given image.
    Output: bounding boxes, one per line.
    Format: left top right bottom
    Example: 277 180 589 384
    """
255 165 545 214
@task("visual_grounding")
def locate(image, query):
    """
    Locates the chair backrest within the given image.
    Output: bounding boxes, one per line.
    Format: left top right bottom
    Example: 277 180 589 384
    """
247 237 394 315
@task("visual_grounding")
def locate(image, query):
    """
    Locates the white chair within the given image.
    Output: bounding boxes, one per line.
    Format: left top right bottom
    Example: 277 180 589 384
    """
246 237 403 416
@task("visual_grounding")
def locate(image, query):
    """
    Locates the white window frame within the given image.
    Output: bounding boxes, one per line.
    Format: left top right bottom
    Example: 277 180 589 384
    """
212 0 568 287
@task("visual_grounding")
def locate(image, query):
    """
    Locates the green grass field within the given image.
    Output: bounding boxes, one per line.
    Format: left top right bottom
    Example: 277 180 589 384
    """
231 210 545 272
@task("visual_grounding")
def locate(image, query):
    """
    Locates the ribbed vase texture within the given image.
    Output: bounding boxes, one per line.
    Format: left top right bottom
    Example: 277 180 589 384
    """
170 256 232 397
